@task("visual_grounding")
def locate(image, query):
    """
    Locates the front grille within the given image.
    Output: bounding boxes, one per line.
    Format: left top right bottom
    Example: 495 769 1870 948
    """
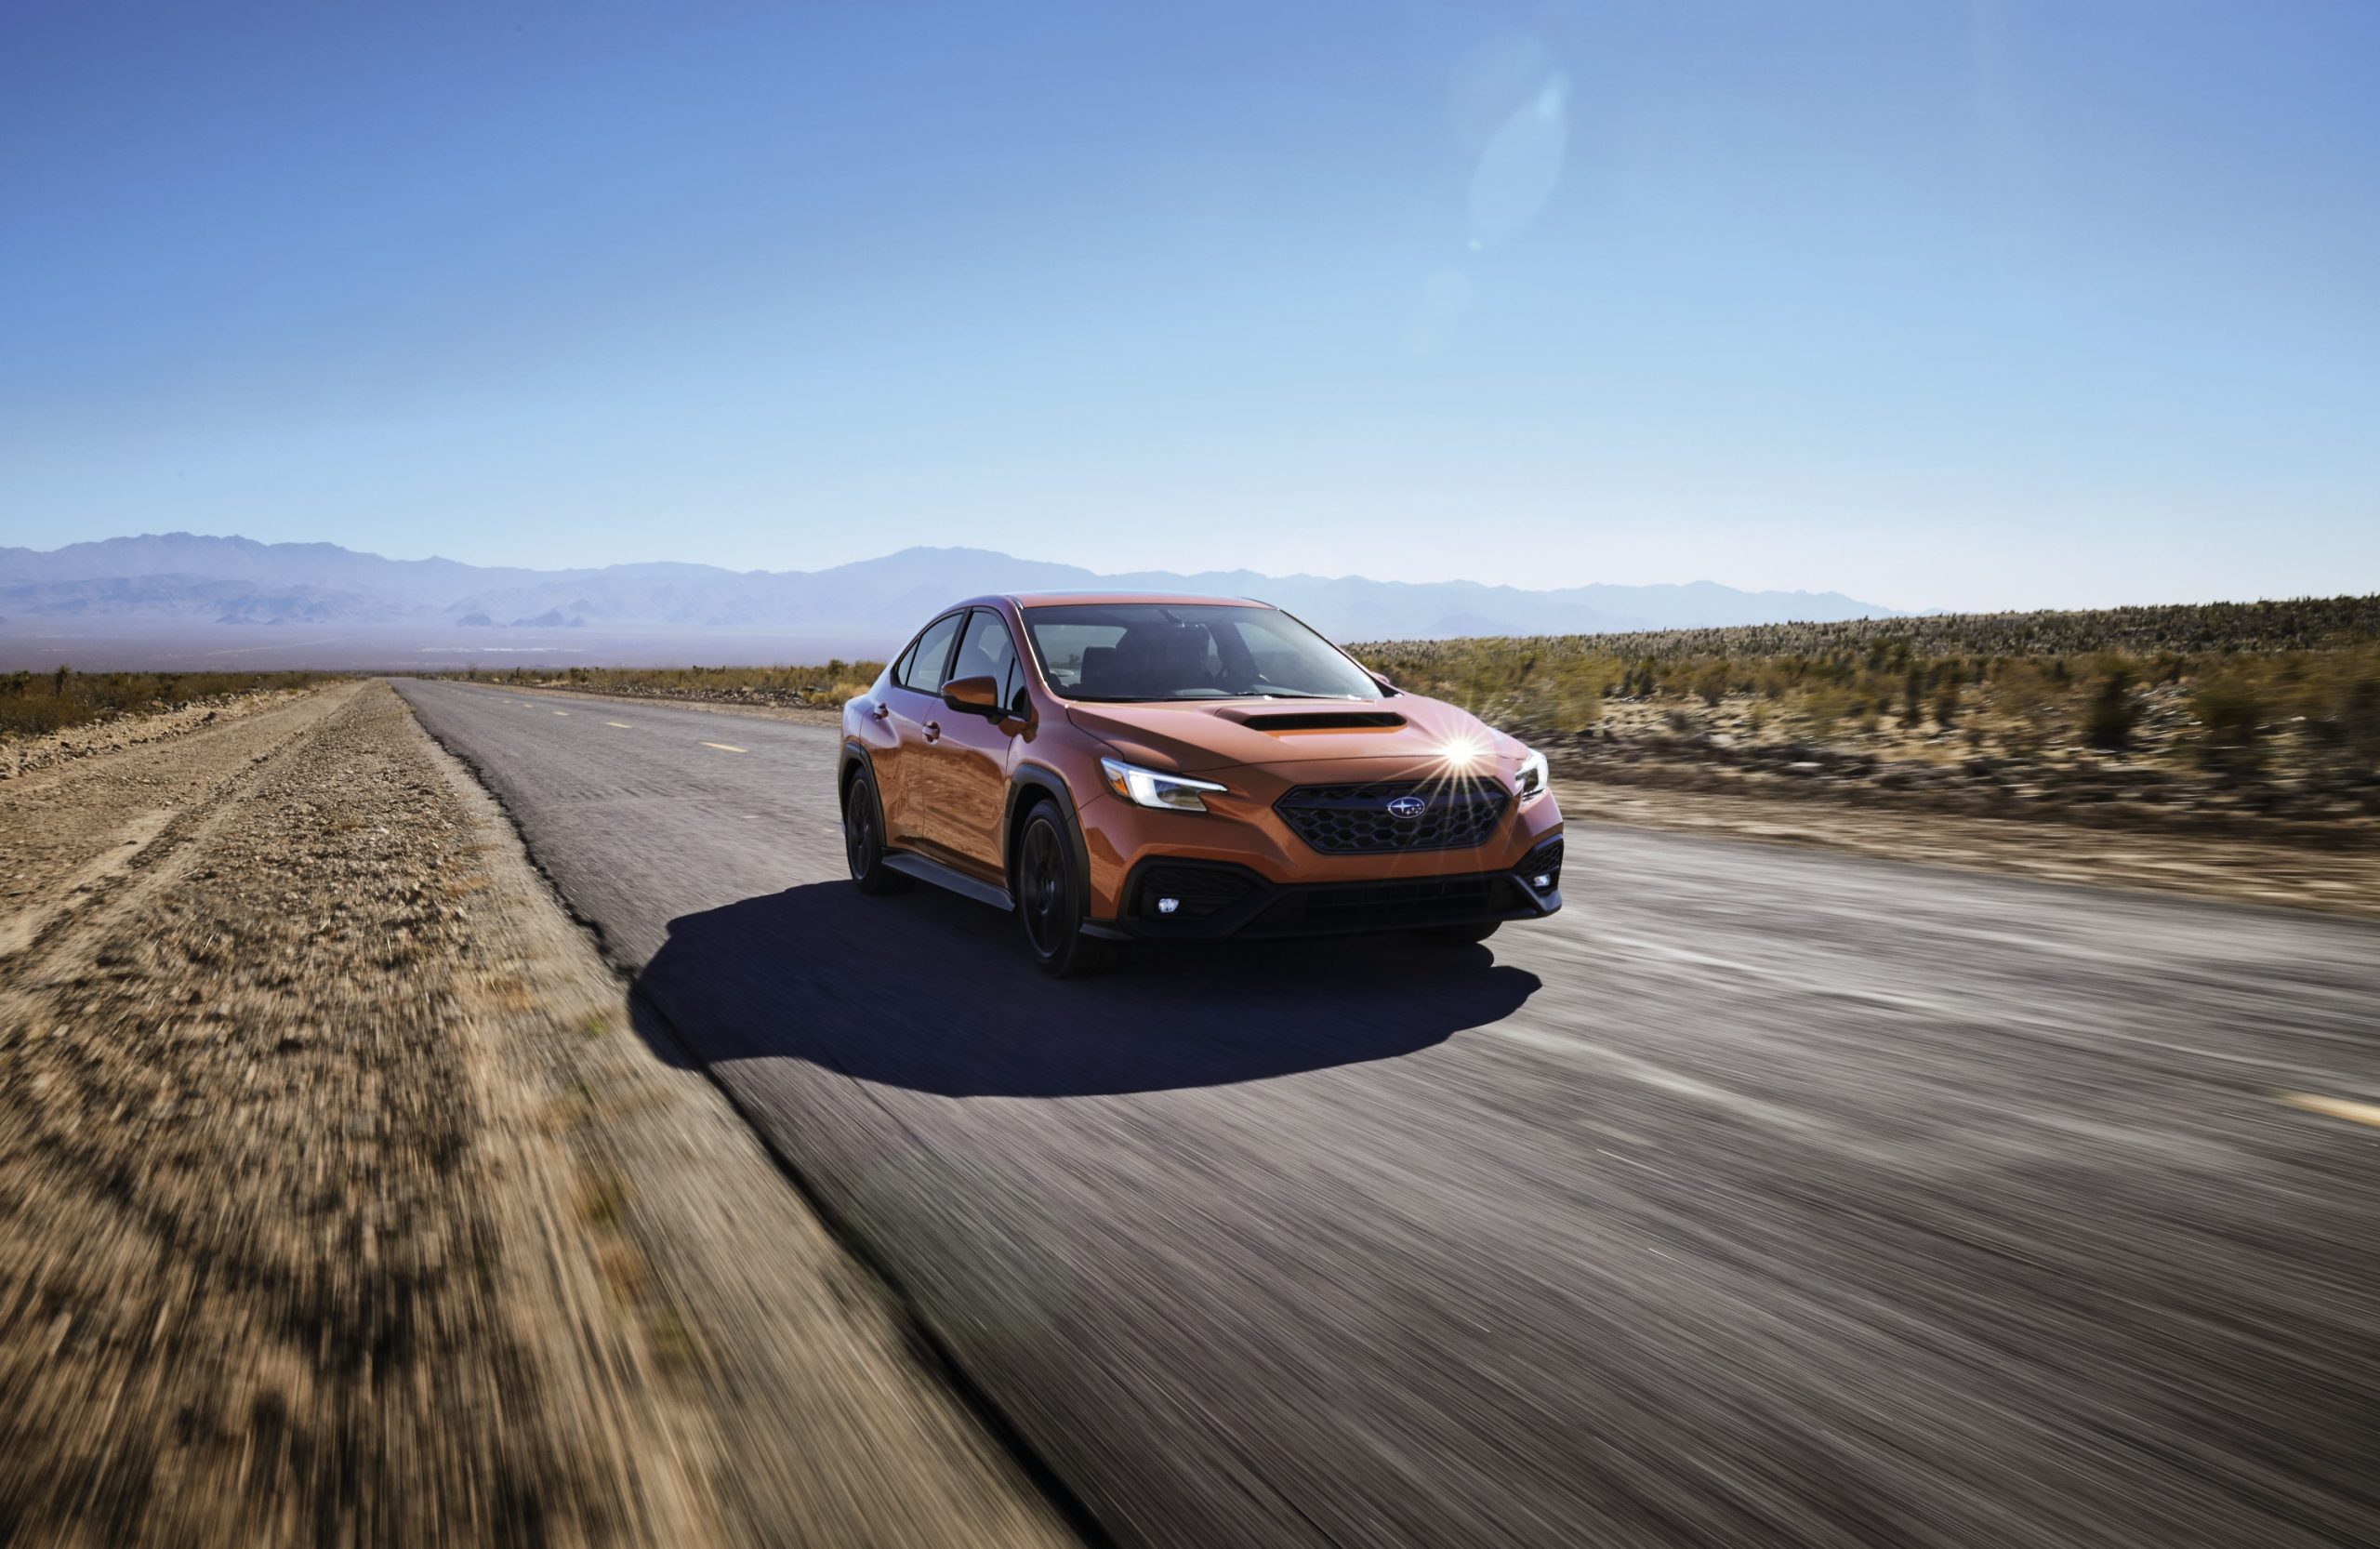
1133 863 1260 920
1275 778 1509 854
1246 874 1516 936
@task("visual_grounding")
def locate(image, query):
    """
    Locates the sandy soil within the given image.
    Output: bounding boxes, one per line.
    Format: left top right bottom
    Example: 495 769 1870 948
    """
0 682 1072 1548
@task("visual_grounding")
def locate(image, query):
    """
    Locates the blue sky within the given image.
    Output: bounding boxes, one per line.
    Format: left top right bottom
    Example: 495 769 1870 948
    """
3 0 2373 611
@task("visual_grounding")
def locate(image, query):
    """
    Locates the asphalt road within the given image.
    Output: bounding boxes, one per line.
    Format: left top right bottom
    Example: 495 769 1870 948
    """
395 679 2380 1549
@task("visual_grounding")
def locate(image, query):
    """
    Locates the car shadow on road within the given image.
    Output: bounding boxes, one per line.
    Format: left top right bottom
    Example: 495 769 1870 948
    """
628 879 1541 1098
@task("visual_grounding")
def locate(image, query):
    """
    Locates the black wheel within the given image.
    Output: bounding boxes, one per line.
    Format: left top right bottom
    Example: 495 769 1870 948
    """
1014 802 1124 978
843 768 911 894
1413 920 1500 947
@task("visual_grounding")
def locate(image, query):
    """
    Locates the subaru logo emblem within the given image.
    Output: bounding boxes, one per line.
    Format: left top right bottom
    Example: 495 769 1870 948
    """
1386 795 1428 821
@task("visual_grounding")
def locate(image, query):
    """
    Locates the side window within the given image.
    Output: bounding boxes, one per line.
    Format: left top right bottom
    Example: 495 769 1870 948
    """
896 613 964 695
955 609 1018 695
964 609 1033 717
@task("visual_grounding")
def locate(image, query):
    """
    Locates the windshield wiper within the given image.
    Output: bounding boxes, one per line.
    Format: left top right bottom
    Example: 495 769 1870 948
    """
1243 688 1363 700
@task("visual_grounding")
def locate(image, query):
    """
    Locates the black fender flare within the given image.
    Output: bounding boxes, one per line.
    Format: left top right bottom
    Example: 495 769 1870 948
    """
838 737 872 784
1002 762 1096 908
838 739 881 814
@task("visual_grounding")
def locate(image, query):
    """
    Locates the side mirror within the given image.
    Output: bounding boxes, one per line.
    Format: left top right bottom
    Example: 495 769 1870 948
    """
1369 672 1399 695
941 674 1001 716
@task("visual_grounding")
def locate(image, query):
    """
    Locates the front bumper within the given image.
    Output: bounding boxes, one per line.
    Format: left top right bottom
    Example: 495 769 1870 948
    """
1085 836 1566 942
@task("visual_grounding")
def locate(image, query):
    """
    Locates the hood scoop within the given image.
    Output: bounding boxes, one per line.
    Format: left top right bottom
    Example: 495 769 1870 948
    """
1228 710 1408 732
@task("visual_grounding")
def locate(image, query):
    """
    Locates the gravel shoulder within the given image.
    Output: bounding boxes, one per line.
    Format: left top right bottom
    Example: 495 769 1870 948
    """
0 682 1073 1547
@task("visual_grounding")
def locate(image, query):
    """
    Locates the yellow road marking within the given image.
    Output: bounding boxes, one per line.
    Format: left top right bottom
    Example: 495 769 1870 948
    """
2276 1092 2380 1129
701 741 748 754
606 720 632 728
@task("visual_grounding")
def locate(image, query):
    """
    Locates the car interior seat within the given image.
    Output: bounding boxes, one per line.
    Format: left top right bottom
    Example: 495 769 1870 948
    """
1077 645 1120 695
1107 625 1213 695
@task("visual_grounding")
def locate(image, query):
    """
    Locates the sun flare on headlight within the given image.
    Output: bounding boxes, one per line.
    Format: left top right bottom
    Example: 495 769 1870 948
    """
1434 733 1489 771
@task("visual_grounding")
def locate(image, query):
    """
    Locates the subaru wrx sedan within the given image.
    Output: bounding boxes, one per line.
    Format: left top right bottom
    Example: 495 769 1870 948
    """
840 594 1564 975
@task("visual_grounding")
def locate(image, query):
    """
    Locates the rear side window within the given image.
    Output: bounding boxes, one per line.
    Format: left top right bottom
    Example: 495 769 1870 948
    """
896 613 964 694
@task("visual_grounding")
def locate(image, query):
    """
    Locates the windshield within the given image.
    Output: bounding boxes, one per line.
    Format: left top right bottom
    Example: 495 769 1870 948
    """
1023 603 1382 703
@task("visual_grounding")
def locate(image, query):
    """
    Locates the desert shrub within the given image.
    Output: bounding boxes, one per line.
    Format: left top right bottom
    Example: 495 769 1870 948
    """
2084 672 2139 752
2342 674 2380 763
2279 655 2380 767
2192 675 2266 768
0 668 337 738
1803 684 1852 729
480 662 889 707
1356 594 2373 669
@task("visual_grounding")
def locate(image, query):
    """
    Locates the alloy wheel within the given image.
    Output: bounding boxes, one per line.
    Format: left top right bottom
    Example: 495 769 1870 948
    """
844 792 876 878
1020 817 1066 957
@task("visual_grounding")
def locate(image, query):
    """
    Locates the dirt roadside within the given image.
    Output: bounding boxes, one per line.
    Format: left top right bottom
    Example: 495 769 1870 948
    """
0 683 326 784
1555 778 2380 920
0 682 1075 1548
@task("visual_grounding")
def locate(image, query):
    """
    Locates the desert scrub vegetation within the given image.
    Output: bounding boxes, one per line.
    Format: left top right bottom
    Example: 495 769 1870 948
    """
1355 596 2380 842
1422 593 2380 667
457 660 886 709
0 667 337 738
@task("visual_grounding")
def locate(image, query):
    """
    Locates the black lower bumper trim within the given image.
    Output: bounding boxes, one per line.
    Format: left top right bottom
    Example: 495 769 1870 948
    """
1103 852 1563 942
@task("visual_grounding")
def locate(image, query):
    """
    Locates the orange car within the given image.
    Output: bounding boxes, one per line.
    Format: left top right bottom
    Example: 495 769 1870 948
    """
840 594 1564 975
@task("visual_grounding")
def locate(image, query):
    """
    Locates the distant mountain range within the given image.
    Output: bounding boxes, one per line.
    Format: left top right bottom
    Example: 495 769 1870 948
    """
0 534 1896 643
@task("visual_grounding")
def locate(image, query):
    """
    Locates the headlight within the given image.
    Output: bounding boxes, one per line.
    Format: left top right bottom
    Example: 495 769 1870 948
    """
1513 746 1549 802
1100 756 1228 813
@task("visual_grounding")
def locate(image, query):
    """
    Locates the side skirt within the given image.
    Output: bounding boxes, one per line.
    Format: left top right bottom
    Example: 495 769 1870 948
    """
882 851 1014 912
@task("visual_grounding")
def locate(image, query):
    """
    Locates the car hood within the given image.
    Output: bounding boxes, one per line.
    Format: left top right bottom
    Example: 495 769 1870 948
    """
1064 695 1516 774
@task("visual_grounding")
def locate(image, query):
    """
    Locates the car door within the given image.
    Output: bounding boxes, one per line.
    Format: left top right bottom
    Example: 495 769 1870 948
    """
878 610 964 848
908 608 1025 876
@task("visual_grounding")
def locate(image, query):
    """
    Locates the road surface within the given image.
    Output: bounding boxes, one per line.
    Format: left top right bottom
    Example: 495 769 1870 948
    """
395 679 2380 1549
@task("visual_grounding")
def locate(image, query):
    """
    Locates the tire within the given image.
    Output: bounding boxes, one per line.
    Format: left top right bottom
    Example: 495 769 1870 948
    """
1013 801 1125 978
842 767 911 894
1413 920 1500 947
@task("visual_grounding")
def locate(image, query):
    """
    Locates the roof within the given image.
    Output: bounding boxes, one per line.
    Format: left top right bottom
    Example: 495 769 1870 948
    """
996 590 1271 609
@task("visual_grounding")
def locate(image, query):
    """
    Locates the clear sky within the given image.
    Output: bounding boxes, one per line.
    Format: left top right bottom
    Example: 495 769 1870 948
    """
4 1 2373 611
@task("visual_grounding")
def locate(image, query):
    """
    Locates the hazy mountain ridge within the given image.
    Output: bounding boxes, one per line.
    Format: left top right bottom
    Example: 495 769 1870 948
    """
0 534 1897 642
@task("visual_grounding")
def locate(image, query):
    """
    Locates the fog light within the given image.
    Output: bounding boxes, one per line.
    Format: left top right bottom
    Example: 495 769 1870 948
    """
1157 896 1181 915
1531 874 1552 890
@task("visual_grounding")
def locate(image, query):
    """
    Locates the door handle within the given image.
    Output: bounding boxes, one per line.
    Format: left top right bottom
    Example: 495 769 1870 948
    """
922 721 942 742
